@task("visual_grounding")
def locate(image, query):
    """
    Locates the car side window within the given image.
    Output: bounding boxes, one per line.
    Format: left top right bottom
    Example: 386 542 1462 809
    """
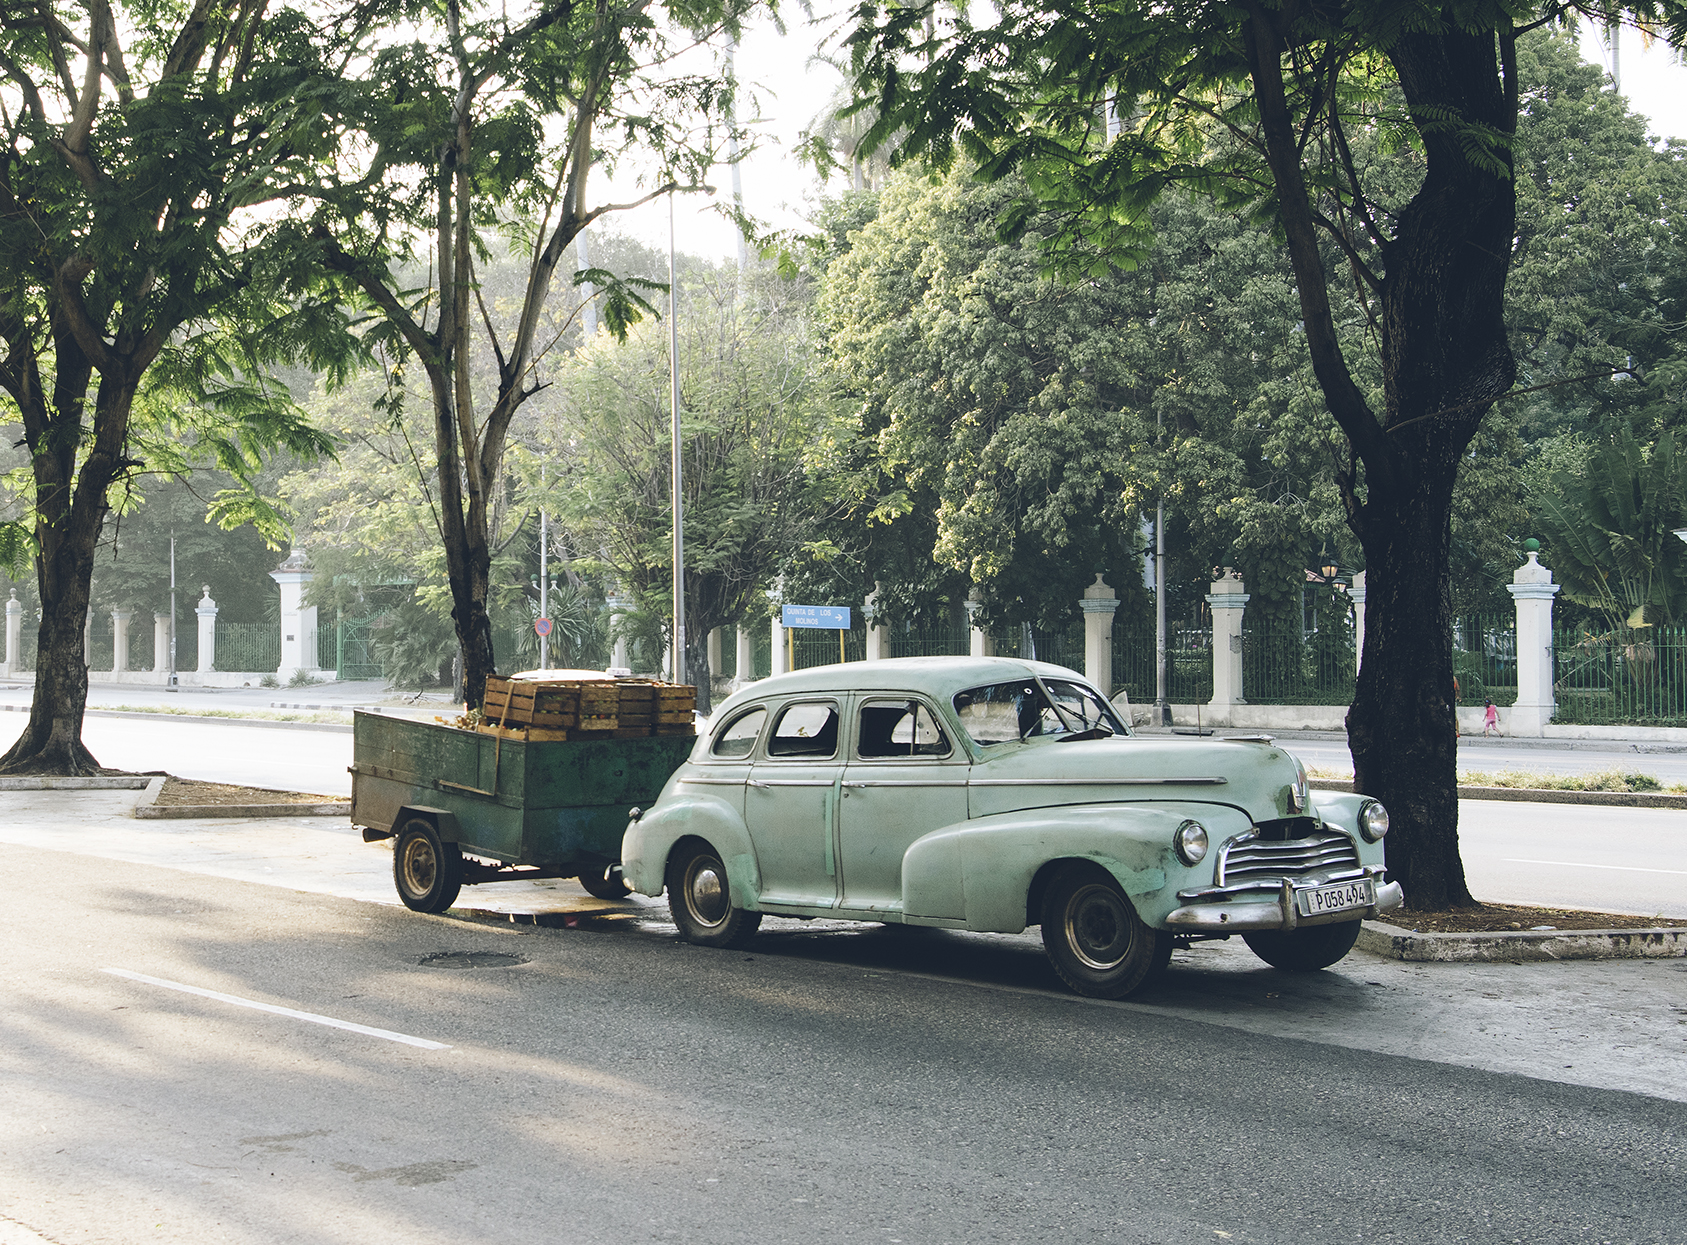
711 707 767 759
858 700 952 759
766 701 840 759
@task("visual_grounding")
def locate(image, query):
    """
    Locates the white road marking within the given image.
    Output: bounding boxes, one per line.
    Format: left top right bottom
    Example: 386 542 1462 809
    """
103 968 450 1050
1503 858 1687 876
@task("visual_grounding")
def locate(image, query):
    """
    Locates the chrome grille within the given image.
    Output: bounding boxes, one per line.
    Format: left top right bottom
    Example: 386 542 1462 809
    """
1220 829 1360 887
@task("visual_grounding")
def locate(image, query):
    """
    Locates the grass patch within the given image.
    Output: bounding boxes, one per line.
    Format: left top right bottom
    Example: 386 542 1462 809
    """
1308 763 1686 794
104 704 350 725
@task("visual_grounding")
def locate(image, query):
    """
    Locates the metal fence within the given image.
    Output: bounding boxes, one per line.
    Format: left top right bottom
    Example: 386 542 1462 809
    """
1113 623 1214 704
791 627 867 671
215 620 279 674
323 616 382 680
1552 626 1687 726
885 619 971 659
1454 614 1517 707
1241 623 1355 706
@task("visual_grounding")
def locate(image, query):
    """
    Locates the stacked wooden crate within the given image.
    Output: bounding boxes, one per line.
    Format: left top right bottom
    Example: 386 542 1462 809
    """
476 676 695 740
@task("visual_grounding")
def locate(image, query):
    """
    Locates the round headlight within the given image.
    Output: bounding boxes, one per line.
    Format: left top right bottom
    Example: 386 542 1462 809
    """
1359 800 1390 842
1174 819 1209 865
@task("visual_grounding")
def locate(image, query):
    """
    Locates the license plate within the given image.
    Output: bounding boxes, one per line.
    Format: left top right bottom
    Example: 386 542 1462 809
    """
1296 879 1375 917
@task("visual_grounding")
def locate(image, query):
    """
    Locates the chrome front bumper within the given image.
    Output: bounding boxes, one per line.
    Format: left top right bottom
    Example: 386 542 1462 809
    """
1163 867 1403 932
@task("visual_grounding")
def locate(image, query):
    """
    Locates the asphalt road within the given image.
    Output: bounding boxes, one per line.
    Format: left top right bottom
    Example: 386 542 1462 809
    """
3 844 1684 1245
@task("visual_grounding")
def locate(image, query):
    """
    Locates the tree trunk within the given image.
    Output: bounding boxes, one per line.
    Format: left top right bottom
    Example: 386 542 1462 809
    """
0 598 101 775
1340 27 1518 911
1346 481 1473 909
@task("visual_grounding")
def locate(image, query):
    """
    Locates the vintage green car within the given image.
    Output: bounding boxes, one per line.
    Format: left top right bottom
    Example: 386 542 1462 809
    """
621 656 1403 998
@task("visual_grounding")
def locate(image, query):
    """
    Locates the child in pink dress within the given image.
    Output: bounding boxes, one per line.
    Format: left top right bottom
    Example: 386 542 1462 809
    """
1483 699 1499 736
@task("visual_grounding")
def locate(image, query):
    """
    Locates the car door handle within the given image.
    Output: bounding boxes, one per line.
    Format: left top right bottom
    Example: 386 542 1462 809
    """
748 780 771 789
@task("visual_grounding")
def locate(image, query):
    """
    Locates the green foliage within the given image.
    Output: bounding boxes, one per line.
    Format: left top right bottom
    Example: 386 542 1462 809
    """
369 600 459 691
1536 426 1687 630
550 264 832 671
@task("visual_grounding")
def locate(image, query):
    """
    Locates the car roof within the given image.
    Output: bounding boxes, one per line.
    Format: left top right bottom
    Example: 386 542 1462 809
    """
712 655 1094 715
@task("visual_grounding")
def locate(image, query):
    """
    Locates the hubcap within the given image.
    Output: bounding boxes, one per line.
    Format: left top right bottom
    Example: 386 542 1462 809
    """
402 835 438 895
687 858 728 927
1064 883 1132 970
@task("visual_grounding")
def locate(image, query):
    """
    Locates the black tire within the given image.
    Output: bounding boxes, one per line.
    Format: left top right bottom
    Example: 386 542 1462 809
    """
1243 919 1362 971
579 864 633 901
666 841 762 948
1039 862 1172 999
393 818 464 913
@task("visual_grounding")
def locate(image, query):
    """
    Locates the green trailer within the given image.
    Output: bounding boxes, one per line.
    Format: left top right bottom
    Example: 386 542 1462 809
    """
350 711 696 912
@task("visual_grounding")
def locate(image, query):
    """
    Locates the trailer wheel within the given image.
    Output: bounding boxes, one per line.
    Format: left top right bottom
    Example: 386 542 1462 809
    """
579 864 633 901
666 841 761 948
394 818 464 913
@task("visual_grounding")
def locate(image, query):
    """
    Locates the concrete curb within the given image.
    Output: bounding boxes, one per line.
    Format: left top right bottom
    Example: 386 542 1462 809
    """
1358 920 1687 962
1310 778 1687 810
0 775 152 790
131 775 351 820
0 703 353 733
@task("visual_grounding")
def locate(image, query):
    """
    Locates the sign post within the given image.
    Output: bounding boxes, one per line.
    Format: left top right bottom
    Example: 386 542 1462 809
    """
780 605 852 669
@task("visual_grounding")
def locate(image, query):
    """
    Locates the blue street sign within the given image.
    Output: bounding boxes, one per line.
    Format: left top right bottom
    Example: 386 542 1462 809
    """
782 604 852 630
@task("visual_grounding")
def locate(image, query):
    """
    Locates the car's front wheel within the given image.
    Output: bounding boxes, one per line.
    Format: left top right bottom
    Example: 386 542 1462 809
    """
666 841 762 948
1243 920 1362 971
1039 862 1172 999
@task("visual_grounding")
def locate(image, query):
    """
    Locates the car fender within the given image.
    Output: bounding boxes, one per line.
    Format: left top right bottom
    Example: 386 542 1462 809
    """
903 802 1256 933
1310 791 1388 866
620 793 761 904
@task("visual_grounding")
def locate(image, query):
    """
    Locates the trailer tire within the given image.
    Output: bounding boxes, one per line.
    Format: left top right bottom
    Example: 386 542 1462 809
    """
394 817 464 913
666 841 761 948
579 864 633 900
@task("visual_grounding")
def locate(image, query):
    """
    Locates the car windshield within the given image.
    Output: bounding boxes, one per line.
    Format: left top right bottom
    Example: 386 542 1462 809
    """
952 679 1126 746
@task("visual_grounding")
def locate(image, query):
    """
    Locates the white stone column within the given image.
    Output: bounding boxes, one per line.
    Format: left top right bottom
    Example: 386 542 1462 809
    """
862 583 886 661
734 624 756 686
1506 548 1560 738
1206 572 1249 714
1081 574 1119 693
706 627 722 682
153 613 170 673
768 581 787 676
964 591 994 658
1349 570 1367 676
606 591 632 674
111 609 131 673
3 590 19 676
196 587 217 674
269 549 316 680
83 605 93 667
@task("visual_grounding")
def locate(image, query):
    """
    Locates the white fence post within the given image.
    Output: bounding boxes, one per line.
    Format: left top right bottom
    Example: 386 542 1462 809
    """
196 587 218 674
1350 570 1367 676
965 590 994 658
1207 570 1249 715
153 612 170 673
863 583 885 661
111 609 131 674
1506 546 1560 737
1081 574 1119 693
3 590 18 675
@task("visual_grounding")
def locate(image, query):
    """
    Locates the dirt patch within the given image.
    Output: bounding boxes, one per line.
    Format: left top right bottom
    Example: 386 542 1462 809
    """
1382 902 1680 933
152 777 342 807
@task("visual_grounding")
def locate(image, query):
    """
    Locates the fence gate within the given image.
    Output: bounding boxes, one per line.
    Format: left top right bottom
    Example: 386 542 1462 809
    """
334 616 383 680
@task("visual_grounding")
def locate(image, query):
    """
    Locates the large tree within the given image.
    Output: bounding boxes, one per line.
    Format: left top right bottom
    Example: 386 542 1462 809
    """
306 0 765 709
842 1 1687 907
0 0 342 773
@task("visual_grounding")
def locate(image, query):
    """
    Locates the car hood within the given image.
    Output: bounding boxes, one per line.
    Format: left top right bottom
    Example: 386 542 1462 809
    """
966 735 1305 824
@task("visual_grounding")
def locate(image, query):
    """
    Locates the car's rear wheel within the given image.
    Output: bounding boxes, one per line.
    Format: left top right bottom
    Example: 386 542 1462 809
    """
1243 920 1362 971
1039 862 1171 999
666 841 762 948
